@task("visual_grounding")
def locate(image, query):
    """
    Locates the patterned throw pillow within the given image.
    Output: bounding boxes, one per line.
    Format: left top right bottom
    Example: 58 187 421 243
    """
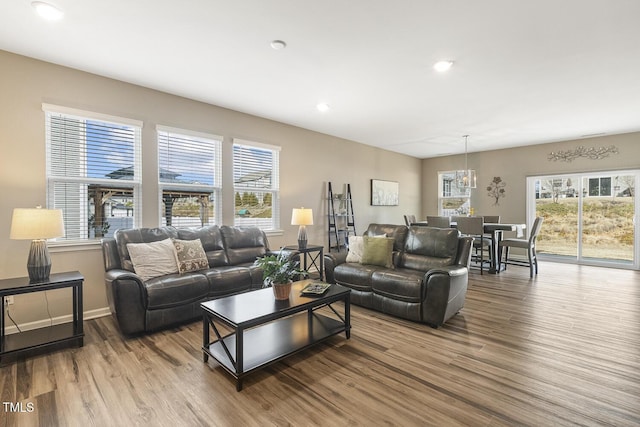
173 239 209 274
126 238 179 281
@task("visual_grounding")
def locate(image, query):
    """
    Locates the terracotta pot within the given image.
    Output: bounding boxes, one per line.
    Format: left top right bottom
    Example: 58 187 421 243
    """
272 281 292 300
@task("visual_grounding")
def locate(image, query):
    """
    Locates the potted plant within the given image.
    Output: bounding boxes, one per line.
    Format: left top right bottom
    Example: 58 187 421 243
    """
253 252 307 300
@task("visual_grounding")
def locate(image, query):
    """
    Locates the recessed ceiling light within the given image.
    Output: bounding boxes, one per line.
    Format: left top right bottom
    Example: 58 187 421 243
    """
433 60 454 73
31 1 64 20
270 40 287 50
316 103 330 112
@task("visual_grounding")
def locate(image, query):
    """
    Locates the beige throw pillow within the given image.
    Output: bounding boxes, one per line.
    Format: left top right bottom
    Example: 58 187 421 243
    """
126 238 179 281
361 236 394 268
346 236 364 263
173 238 209 273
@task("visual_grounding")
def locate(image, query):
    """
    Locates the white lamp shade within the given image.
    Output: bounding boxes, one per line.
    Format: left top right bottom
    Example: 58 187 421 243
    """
10 208 65 240
291 208 313 226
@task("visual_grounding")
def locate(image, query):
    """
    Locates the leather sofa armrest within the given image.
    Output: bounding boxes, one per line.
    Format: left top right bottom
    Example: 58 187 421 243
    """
426 264 468 279
420 265 469 327
324 251 348 284
104 269 148 336
267 249 300 261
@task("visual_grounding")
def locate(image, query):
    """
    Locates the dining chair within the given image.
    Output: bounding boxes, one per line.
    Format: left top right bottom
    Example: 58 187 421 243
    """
482 215 501 223
481 215 501 240
453 216 491 274
426 216 451 228
403 214 417 226
499 217 544 278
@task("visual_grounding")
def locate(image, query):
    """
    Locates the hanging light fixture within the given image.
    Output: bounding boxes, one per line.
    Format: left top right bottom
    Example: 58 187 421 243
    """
456 135 477 189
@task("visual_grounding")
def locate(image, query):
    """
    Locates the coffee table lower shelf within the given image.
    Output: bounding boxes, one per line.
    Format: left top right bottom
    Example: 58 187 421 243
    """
203 312 345 389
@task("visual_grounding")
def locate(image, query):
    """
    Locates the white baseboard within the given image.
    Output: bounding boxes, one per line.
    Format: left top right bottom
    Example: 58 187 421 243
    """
4 306 111 335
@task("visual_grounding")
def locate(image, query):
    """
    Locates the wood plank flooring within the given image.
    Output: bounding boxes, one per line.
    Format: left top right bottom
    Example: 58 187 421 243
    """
2 262 639 426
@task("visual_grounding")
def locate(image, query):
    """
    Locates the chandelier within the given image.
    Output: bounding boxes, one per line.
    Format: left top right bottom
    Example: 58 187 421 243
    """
456 135 477 189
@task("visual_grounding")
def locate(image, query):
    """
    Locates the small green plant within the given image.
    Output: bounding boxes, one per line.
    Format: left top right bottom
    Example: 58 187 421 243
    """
253 252 307 287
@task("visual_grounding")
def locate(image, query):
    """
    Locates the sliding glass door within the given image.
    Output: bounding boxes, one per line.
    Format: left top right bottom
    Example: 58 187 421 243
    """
527 170 639 268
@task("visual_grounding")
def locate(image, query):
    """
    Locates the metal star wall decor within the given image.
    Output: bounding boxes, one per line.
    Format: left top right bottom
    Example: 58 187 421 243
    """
548 145 619 162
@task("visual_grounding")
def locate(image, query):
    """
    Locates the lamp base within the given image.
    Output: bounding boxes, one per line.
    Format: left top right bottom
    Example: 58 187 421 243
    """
297 225 308 249
27 239 51 283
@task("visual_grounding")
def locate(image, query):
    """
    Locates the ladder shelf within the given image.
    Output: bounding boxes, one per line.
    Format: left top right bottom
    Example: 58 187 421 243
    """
327 182 356 252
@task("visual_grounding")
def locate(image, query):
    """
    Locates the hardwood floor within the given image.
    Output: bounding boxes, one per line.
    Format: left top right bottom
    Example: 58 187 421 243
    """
2 262 639 426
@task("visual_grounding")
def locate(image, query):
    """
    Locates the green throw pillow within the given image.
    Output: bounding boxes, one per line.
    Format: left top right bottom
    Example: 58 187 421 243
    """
361 236 394 268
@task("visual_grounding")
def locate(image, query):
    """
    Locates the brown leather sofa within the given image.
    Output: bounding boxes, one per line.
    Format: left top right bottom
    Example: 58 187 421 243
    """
324 224 472 327
101 225 296 335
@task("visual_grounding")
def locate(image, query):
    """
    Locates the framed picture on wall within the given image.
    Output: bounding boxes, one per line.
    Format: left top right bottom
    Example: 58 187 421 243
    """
371 179 399 206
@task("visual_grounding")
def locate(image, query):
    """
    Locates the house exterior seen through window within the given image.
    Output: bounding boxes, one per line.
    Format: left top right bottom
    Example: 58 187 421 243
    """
158 127 222 228
438 171 470 216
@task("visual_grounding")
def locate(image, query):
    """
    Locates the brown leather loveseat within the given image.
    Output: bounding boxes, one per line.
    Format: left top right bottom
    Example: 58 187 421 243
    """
324 224 472 327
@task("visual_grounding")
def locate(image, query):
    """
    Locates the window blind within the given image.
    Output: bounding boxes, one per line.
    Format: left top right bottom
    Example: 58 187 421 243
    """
45 108 141 241
233 140 280 230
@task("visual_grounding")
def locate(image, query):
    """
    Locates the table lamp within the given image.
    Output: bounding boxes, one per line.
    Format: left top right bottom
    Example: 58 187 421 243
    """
291 208 313 249
10 207 65 283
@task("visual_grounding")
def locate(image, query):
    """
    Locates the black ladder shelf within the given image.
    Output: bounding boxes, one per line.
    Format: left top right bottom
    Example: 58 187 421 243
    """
328 182 356 252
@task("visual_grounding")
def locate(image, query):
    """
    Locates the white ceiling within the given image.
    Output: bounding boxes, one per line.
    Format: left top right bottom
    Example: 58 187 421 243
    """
2 0 640 158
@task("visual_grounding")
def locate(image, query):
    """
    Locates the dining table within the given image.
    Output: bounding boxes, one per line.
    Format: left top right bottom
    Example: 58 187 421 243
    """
413 220 526 274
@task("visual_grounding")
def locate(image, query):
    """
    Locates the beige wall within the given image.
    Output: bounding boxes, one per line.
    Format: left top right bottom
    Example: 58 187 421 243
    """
0 50 421 326
422 133 640 223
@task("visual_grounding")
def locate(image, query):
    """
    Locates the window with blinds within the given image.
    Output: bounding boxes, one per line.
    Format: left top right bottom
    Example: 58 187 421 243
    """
233 139 280 230
157 127 222 228
44 105 142 242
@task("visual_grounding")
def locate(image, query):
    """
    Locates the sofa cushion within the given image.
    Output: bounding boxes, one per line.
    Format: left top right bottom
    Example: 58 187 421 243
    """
114 227 179 272
177 225 228 267
361 236 394 268
202 266 253 296
145 273 209 309
126 238 179 281
399 226 460 271
173 239 209 273
334 263 387 292
221 226 268 265
371 268 425 303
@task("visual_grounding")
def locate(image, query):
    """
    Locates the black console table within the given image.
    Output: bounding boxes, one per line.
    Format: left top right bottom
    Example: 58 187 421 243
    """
283 244 324 280
0 271 84 363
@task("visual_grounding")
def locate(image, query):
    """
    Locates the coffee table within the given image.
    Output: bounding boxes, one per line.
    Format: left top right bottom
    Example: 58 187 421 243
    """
201 280 351 391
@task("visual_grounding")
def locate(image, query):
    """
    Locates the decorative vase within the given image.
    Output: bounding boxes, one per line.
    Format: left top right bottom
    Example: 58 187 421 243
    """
272 281 292 300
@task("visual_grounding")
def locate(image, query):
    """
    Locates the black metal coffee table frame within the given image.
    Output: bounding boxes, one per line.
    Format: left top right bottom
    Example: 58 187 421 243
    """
201 280 351 391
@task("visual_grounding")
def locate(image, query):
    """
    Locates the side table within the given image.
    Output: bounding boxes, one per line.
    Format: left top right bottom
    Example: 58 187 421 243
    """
283 244 324 280
1 271 84 364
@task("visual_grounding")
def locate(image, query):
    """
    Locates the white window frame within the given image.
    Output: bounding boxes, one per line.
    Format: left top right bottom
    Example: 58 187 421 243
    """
437 170 471 216
587 176 612 197
157 126 223 228
43 104 142 244
232 138 281 231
